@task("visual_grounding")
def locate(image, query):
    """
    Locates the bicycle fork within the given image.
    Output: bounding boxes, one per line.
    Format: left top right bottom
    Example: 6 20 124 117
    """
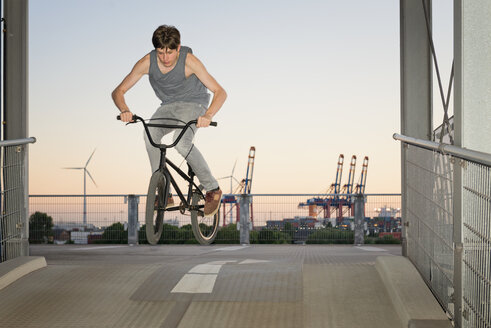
156 149 171 209
157 148 203 215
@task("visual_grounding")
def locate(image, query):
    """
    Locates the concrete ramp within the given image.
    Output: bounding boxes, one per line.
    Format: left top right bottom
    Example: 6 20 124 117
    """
0 256 46 291
375 256 452 328
0 245 451 328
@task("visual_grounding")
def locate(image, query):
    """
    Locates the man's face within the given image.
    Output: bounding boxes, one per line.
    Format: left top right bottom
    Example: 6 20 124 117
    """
156 46 180 67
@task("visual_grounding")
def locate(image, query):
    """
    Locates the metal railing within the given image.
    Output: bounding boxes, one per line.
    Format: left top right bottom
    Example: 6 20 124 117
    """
462 161 491 328
395 133 491 328
403 143 455 317
28 193 401 245
0 137 36 262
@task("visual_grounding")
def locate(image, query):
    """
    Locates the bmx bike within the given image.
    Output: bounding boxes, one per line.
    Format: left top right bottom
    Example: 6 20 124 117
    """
117 114 220 245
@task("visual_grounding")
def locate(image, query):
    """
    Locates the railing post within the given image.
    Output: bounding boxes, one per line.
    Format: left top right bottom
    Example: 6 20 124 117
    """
452 159 463 327
238 194 251 245
127 195 139 245
21 144 29 256
401 143 408 257
354 194 365 245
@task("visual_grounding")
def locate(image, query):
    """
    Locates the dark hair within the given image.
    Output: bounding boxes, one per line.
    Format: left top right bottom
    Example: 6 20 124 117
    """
152 25 181 49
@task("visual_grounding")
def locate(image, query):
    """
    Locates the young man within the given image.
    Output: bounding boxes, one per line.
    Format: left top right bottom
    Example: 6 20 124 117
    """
112 25 226 216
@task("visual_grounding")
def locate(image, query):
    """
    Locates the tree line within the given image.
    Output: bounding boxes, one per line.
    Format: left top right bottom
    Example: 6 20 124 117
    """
28 212 400 245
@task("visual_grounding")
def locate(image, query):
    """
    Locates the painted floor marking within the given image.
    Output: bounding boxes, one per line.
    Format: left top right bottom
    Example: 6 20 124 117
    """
171 258 271 294
355 246 388 252
171 261 231 294
206 260 237 265
214 246 249 251
70 246 128 251
189 264 222 274
171 274 217 293
239 259 271 265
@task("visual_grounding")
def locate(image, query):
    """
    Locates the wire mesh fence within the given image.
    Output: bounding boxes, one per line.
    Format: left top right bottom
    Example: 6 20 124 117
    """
0 140 33 262
462 161 491 328
405 145 455 318
28 193 401 245
400 137 491 328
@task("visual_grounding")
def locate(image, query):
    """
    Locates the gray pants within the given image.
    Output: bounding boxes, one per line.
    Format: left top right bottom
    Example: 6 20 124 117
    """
144 101 219 191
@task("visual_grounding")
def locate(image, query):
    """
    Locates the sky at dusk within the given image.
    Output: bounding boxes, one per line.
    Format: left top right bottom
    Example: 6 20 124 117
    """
28 0 454 195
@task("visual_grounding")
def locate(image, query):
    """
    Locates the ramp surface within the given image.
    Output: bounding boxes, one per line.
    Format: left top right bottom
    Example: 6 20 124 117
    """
0 244 406 328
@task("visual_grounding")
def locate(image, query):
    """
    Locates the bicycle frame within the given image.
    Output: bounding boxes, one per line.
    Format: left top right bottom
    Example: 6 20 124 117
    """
118 114 217 215
161 158 205 214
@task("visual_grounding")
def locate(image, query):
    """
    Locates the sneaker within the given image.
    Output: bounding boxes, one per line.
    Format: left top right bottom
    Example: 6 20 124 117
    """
166 194 175 208
204 188 222 217
154 194 175 210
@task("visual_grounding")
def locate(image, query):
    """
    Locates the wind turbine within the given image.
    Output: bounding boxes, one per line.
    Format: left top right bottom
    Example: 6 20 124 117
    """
217 159 241 225
217 159 240 194
64 149 97 226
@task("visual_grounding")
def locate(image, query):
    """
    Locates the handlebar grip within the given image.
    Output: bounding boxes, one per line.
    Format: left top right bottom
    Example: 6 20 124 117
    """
117 114 137 121
210 122 218 127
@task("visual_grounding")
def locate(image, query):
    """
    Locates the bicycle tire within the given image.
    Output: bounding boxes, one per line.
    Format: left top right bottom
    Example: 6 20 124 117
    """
145 171 167 245
190 191 219 245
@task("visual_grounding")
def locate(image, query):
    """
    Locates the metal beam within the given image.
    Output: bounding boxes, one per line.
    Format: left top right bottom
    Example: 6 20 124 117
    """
3 0 28 141
400 0 432 140
400 0 432 257
3 0 29 257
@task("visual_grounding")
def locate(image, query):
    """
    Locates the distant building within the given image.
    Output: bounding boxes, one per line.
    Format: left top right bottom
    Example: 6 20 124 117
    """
54 222 99 232
52 229 70 242
53 222 104 244
374 206 401 218
164 218 180 227
266 216 318 230
71 231 103 244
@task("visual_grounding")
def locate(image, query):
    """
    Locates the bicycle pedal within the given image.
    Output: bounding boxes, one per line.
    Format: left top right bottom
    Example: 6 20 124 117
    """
179 202 186 214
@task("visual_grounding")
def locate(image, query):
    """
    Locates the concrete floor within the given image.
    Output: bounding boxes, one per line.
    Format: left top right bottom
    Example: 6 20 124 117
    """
0 244 405 328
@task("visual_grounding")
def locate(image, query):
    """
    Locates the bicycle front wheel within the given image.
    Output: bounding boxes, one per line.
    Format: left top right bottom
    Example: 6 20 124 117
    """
190 191 220 245
145 171 167 245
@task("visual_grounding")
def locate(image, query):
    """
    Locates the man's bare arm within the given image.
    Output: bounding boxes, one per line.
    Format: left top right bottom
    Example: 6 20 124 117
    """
112 54 150 122
186 53 227 127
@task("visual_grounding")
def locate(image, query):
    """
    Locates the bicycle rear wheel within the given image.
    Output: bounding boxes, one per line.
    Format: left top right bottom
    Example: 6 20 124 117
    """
145 171 167 245
190 191 219 245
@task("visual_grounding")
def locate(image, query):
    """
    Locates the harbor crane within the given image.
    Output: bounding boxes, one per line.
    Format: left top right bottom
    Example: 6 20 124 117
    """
355 156 369 194
298 154 369 223
340 155 357 216
221 146 256 227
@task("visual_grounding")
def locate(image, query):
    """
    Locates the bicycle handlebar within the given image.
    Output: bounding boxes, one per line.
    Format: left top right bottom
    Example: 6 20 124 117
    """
116 114 217 149
116 114 217 127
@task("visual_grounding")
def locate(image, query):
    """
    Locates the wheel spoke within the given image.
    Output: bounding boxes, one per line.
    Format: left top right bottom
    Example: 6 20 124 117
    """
190 191 219 245
145 172 167 245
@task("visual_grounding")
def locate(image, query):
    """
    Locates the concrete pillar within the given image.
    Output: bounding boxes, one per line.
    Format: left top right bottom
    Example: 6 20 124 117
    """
3 0 29 257
400 0 432 256
454 1 491 153
353 194 365 245
127 195 139 245
453 2 491 327
3 0 28 140
238 194 252 245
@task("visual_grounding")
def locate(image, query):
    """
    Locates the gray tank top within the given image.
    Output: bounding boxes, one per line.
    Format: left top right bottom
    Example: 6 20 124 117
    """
148 46 210 107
